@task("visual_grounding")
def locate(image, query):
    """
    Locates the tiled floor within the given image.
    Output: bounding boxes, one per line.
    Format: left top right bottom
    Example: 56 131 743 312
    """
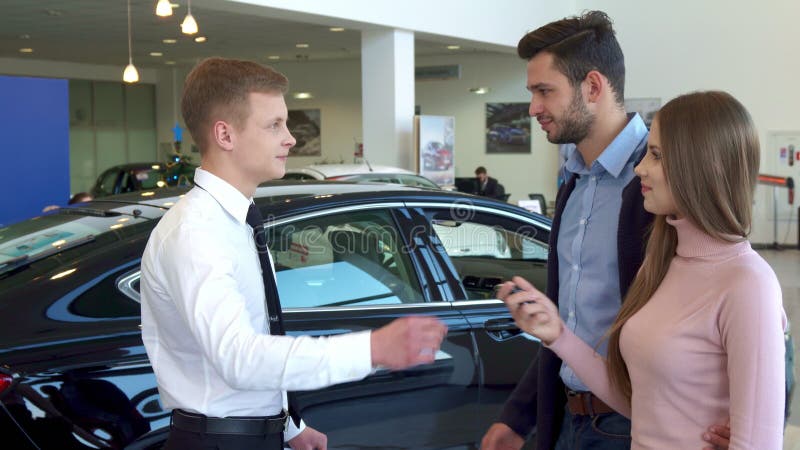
757 249 800 450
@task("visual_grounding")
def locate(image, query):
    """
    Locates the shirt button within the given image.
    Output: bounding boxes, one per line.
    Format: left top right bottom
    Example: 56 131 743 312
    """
568 311 575 318
591 176 596 181
572 264 579 271
579 218 586 225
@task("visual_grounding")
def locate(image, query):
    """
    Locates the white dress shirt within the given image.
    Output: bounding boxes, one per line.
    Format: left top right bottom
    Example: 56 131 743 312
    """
140 168 373 440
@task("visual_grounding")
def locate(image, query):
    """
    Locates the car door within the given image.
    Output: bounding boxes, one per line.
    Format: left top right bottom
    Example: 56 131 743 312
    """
407 202 550 429
264 204 482 449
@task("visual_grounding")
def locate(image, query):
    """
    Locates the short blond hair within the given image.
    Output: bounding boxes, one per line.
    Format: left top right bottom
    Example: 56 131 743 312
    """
181 57 288 153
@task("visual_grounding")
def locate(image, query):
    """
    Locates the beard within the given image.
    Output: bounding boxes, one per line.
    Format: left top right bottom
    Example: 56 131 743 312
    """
547 89 595 144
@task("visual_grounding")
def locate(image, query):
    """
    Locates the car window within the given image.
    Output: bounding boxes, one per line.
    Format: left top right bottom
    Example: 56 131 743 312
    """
134 168 165 189
424 207 549 300
268 210 424 308
282 173 316 181
0 212 148 275
399 175 439 189
97 170 120 196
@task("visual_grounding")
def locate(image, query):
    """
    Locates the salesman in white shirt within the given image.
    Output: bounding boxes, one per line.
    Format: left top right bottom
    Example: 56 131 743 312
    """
140 57 448 450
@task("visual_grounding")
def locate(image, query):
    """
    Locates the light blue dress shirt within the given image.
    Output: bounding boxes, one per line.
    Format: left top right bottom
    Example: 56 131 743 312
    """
557 113 648 391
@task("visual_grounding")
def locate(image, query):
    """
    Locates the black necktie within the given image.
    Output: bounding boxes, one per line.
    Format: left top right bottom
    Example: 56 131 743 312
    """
246 203 285 335
246 203 300 427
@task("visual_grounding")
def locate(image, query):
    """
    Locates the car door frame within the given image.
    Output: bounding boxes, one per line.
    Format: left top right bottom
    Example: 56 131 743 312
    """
261 202 485 448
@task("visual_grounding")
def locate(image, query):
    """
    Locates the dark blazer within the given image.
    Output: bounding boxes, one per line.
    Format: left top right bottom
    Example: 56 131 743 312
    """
498 157 653 449
477 177 505 200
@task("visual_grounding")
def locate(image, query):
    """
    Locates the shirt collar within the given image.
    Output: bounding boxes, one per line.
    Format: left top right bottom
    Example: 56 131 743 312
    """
193 167 252 225
564 112 648 178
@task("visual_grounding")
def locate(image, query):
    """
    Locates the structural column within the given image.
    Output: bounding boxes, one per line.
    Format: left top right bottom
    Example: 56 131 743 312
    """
361 29 415 169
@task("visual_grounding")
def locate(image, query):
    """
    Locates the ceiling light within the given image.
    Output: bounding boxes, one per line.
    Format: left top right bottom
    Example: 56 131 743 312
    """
165 61 176 65
447 45 460 50
162 38 177 44
156 0 172 16
295 43 309 48
293 92 313 99
19 48 33 53
123 0 139 84
19 34 30 39
267 55 280 60
469 87 491 95
329 27 345 32
181 0 198 35
194 36 206 43
150 52 163 57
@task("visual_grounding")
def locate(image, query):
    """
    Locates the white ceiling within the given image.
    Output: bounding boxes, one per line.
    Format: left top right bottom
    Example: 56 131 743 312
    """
0 0 509 69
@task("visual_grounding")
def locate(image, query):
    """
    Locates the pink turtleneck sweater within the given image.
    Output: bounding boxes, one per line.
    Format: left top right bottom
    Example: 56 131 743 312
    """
548 217 786 449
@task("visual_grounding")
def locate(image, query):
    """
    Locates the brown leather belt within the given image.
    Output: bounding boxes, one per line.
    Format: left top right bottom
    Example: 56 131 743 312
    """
171 409 288 435
565 389 615 416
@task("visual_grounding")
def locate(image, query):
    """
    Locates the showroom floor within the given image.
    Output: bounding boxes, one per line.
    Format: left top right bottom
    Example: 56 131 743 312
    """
758 248 800 450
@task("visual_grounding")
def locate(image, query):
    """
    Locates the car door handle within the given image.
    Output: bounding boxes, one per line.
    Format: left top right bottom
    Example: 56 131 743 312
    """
484 318 527 342
484 318 518 332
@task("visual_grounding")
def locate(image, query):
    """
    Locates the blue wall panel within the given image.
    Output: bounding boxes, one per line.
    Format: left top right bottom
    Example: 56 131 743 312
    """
0 76 69 226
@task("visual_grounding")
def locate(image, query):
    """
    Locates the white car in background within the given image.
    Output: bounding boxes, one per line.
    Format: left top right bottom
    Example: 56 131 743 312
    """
283 163 444 189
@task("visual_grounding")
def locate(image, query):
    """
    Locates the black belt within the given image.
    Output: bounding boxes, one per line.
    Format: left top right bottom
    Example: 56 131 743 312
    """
171 409 288 435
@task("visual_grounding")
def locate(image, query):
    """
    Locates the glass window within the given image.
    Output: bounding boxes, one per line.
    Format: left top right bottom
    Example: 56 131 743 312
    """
399 175 440 189
268 210 424 308
282 173 316 181
97 170 120 196
425 208 549 300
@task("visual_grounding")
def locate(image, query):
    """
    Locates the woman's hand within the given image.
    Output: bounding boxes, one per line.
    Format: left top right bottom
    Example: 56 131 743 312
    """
497 276 563 345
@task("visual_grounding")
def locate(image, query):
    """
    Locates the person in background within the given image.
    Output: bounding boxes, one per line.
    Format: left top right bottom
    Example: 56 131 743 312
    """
140 57 447 450
480 11 730 450
502 90 786 449
474 166 506 200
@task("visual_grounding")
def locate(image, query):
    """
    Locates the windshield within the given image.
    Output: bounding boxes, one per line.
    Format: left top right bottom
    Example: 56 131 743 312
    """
0 208 151 275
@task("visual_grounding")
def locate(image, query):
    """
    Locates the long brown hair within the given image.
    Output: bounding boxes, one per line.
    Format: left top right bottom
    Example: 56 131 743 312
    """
606 91 760 400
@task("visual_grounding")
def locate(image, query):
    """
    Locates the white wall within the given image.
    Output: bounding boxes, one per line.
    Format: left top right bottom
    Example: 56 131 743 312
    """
415 53 559 205
581 0 800 244
211 0 575 49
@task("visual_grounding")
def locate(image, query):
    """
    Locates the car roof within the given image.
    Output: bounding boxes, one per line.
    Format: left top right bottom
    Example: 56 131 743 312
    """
285 163 415 179
85 180 532 215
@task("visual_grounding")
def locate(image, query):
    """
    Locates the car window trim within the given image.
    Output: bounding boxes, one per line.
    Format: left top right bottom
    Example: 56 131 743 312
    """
403 202 550 231
283 302 455 314
262 203 405 227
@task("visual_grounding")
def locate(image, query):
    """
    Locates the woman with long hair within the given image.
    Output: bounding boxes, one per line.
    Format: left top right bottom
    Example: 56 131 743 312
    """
502 91 786 448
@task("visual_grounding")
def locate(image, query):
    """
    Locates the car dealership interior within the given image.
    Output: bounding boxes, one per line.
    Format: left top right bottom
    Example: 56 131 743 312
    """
1 1 799 448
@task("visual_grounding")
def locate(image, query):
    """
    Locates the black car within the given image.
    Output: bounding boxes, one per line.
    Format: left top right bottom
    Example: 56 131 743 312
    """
0 182 551 449
90 161 197 198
